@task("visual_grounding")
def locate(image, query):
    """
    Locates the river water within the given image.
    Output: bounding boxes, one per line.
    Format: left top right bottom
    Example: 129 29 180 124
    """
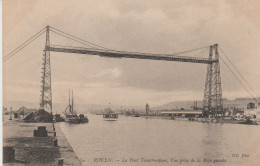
59 114 260 166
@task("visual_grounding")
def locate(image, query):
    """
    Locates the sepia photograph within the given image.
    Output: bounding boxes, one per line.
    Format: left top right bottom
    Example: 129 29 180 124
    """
2 0 260 165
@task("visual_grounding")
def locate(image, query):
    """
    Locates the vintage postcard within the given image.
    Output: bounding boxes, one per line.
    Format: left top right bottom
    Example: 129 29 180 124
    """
2 0 260 165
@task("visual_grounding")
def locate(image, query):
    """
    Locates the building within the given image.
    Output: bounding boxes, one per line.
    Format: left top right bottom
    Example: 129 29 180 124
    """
17 106 37 115
145 103 150 115
161 109 203 117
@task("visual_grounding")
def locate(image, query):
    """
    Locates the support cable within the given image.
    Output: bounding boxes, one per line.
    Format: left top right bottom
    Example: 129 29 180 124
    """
3 28 46 62
219 47 256 96
219 56 258 102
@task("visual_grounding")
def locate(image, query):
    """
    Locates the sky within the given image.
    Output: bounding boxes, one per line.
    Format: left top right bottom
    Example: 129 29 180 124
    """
2 0 260 111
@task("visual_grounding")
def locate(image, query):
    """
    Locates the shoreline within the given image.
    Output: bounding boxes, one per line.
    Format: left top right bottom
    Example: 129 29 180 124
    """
56 123 82 166
122 114 259 125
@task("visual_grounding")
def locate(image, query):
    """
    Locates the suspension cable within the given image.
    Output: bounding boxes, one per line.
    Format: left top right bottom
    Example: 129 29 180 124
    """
50 26 215 57
174 45 211 55
3 25 217 64
49 26 114 51
3 27 46 62
50 30 97 49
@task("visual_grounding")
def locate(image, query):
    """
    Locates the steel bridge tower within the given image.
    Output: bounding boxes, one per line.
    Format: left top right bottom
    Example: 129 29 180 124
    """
203 44 223 117
39 26 52 113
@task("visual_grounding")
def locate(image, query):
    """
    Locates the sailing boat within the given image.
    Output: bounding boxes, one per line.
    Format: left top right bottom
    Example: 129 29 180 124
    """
64 90 88 124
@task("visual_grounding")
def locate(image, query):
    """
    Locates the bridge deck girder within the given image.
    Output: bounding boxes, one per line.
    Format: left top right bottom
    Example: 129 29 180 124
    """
46 46 218 64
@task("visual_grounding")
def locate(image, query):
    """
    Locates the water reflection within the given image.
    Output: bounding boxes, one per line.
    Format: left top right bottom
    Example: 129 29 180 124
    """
202 124 225 159
60 115 260 166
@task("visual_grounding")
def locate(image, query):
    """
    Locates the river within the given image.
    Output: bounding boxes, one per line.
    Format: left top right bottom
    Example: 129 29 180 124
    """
59 114 260 166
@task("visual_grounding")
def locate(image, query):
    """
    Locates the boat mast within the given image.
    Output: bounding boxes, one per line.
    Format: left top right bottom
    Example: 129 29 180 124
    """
72 89 74 113
69 89 71 113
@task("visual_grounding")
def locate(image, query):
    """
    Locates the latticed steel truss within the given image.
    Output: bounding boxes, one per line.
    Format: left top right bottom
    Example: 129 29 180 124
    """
203 44 223 116
40 26 52 112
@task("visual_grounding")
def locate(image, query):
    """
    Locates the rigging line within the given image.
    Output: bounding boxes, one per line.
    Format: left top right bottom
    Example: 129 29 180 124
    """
219 47 256 95
3 29 46 62
49 26 114 51
3 27 46 61
49 30 97 49
220 56 257 102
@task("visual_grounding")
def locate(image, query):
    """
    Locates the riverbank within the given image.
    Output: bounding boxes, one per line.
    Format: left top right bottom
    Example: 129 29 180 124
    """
3 117 82 165
138 115 259 125
55 123 82 165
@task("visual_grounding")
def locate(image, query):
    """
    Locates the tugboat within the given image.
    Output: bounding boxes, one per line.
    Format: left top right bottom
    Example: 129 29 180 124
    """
64 90 88 124
54 113 65 122
221 116 257 125
244 102 260 122
9 114 12 120
103 108 118 121
170 115 175 120
133 113 140 117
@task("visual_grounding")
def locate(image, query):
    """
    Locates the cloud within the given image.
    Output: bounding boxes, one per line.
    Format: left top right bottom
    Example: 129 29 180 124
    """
97 68 121 78
3 0 260 109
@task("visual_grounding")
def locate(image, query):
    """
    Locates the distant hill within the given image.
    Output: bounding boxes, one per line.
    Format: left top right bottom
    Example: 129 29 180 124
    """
155 97 260 110
3 100 144 114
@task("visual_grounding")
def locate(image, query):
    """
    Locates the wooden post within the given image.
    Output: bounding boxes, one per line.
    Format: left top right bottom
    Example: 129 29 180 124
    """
58 158 64 166
3 146 15 163
53 139 58 147
38 126 46 131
